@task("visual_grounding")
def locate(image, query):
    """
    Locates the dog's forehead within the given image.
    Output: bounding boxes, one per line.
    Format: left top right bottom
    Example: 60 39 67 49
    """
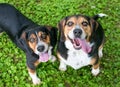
28 27 48 35
66 15 89 22
27 30 45 39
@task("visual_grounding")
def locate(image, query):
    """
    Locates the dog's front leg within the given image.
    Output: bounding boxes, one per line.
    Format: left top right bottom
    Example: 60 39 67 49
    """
28 67 41 85
27 59 41 85
26 53 41 85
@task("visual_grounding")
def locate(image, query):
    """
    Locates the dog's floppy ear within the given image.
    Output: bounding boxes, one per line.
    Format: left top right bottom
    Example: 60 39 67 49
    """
57 17 67 42
90 13 107 34
45 26 58 48
90 18 99 33
88 16 105 57
87 18 99 41
17 31 33 54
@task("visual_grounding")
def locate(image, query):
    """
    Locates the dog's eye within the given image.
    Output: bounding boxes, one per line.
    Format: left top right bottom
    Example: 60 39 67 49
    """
29 38 36 43
41 33 47 39
82 21 88 26
66 21 74 27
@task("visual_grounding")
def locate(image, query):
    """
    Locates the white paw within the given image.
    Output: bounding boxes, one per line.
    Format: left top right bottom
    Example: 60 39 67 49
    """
59 63 67 71
59 66 67 71
50 55 56 62
91 67 100 76
59 60 67 71
29 72 41 85
32 77 41 85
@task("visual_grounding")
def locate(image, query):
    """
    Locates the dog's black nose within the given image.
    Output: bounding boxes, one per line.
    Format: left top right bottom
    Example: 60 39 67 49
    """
37 45 45 52
73 29 82 37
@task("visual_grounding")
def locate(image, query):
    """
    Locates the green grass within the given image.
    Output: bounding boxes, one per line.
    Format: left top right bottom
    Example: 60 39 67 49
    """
0 0 120 87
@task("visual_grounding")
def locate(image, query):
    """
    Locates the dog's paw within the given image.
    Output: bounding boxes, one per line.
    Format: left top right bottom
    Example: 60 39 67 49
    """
50 55 56 62
59 60 67 71
59 67 67 71
32 77 41 85
91 67 100 76
59 65 67 71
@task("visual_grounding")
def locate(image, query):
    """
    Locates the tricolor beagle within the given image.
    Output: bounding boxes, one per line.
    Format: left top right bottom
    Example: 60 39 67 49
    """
57 13 107 76
0 3 57 84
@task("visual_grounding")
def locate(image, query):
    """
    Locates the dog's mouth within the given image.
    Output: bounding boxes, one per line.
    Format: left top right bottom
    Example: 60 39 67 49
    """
68 36 82 50
39 52 49 62
72 38 82 50
38 46 53 62
68 36 92 53
36 45 50 62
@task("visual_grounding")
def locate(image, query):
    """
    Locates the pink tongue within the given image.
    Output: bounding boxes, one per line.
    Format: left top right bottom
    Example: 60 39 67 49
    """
73 38 91 53
81 40 91 53
39 53 49 62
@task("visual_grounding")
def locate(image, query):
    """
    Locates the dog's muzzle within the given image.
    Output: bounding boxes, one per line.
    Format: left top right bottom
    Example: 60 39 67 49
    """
37 45 49 62
68 29 83 50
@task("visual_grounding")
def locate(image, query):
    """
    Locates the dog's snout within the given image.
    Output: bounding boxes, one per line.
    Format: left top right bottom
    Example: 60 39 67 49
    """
73 29 82 37
37 45 45 52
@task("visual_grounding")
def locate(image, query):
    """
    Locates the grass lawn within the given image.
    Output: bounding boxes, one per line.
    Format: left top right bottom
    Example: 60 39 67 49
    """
0 0 120 87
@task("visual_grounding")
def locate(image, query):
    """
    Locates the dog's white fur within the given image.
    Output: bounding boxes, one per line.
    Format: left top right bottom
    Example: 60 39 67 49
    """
98 47 103 58
29 72 41 85
59 40 101 75
98 13 107 17
91 67 100 76
59 40 92 70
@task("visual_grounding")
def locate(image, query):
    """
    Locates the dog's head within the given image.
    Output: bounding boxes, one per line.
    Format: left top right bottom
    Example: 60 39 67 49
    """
19 26 56 58
58 14 99 50
27 27 50 55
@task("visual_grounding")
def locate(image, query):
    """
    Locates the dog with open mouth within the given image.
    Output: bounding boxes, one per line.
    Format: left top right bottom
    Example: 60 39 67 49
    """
0 3 57 84
57 13 107 76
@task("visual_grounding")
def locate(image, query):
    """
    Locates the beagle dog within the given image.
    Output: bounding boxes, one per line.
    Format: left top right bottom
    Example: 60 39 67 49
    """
0 3 57 84
57 13 107 76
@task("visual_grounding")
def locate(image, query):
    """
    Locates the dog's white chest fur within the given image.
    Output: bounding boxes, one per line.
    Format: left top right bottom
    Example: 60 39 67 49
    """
61 40 91 69
62 49 91 70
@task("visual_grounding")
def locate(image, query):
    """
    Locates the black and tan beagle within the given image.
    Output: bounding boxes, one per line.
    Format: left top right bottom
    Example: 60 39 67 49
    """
57 13 107 76
0 3 57 84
